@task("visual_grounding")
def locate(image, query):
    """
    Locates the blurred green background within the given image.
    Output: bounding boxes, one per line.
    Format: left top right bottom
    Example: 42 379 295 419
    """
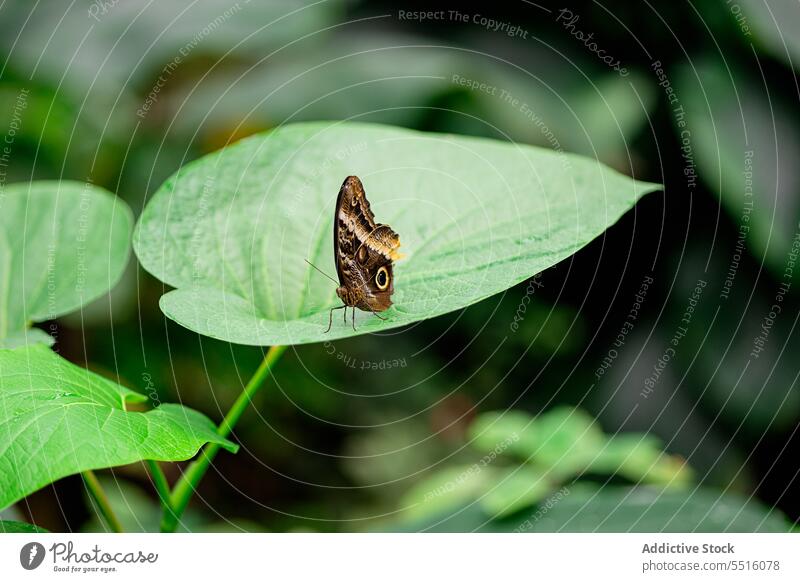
1 0 799 532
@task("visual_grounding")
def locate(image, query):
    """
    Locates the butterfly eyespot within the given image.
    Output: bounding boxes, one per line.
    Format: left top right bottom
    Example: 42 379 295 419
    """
375 266 389 290
357 246 368 264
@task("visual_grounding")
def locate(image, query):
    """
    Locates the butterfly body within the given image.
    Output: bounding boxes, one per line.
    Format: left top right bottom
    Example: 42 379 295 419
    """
328 175 402 329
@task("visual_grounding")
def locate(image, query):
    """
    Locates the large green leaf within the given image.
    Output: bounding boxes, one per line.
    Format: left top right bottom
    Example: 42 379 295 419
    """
0 181 133 347
134 122 659 345
392 487 792 533
0 345 237 510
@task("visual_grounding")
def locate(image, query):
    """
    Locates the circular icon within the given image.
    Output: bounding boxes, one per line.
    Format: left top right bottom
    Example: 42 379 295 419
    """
19 542 46 570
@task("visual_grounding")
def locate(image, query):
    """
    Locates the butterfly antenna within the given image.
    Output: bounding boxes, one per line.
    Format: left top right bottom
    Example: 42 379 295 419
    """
304 259 338 286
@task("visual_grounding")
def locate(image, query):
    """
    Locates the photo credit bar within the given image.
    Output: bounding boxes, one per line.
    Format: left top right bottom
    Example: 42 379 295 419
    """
0 534 798 580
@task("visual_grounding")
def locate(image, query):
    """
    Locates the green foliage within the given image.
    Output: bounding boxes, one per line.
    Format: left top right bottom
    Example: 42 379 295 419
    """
0 181 242 523
134 121 659 346
83 477 199 533
399 407 692 522
81 476 268 533
675 60 800 282
0 0 338 95
526 487 792 533
401 464 498 520
741 0 800 70
168 37 655 166
0 181 133 348
477 465 552 518
480 67 656 164
0 343 237 511
396 487 792 533
170 37 456 135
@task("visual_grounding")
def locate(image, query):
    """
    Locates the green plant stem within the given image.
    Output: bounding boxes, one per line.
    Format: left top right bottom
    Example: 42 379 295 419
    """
161 345 287 533
82 470 124 533
146 460 172 516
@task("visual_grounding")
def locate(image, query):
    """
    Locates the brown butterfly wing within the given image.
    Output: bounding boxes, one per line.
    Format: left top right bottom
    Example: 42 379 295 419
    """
334 176 401 312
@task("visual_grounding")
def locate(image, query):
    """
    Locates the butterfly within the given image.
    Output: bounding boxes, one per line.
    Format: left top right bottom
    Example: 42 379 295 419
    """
308 176 403 332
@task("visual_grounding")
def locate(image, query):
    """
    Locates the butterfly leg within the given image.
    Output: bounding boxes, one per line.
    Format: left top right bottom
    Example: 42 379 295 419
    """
370 310 387 321
325 305 346 333
352 307 357 332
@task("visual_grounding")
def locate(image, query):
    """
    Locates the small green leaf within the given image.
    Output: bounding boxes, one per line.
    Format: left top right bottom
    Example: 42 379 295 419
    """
589 433 693 487
402 464 553 522
0 520 49 533
400 464 496 521
468 410 539 458
134 122 659 345
472 407 607 477
0 181 133 347
0 345 237 510
470 409 693 487
479 465 551 518
523 407 607 477
468 410 542 461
